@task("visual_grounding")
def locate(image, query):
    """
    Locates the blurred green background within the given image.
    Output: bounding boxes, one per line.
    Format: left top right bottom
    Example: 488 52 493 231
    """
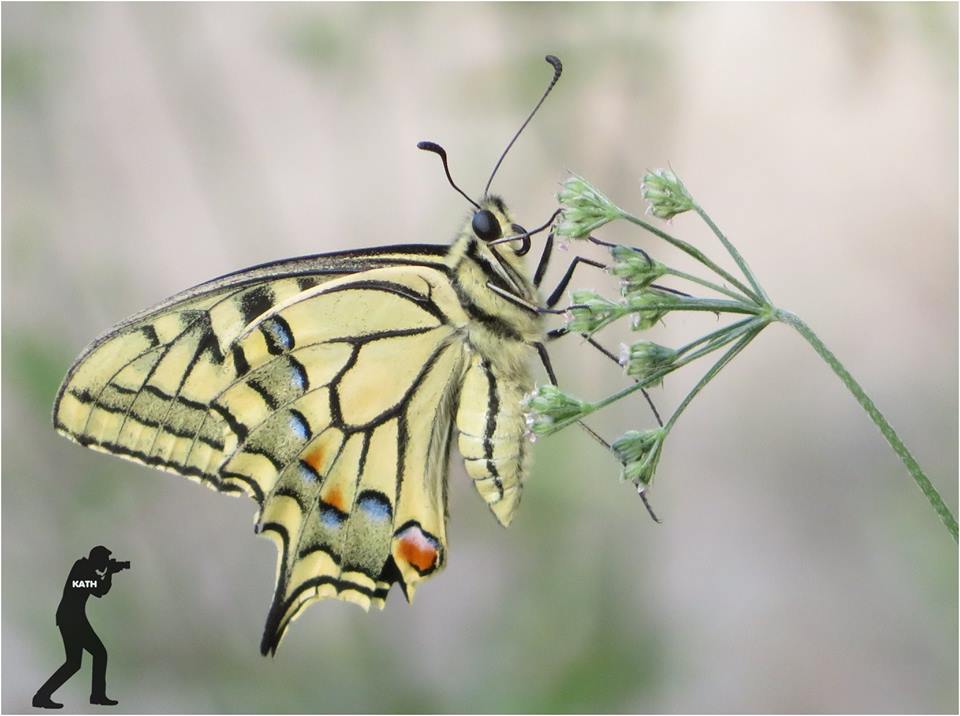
3 3 957 713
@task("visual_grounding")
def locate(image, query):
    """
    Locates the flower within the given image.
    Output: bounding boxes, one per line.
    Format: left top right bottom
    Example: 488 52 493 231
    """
612 429 665 485
522 384 590 437
619 340 678 385
609 244 667 295
556 175 623 239
625 290 672 330
566 289 626 335
641 168 694 220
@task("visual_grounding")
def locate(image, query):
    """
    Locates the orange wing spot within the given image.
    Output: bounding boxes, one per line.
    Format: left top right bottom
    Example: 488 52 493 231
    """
304 443 326 473
396 526 439 573
325 485 344 511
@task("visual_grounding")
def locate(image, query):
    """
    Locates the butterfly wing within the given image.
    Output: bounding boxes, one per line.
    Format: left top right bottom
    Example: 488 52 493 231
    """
219 267 469 653
55 249 476 653
54 245 448 484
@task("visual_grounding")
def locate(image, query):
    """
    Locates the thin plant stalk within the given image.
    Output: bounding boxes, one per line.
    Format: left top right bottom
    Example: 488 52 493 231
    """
776 309 958 542
622 213 762 304
664 267 751 303
694 205 770 305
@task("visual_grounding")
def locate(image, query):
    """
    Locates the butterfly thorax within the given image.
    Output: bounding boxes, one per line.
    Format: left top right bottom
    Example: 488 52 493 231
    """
443 197 542 380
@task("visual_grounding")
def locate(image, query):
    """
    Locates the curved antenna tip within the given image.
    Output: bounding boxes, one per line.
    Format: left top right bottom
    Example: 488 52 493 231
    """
483 54 564 197
417 140 480 210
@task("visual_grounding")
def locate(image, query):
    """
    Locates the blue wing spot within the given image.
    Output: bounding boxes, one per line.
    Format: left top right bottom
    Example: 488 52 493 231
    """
357 491 393 522
288 410 311 440
289 358 308 391
261 316 294 354
319 503 347 529
298 460 320 483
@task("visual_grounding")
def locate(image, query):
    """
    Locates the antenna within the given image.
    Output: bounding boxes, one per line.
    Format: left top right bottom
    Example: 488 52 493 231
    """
416 141 481 210
483 54 563 197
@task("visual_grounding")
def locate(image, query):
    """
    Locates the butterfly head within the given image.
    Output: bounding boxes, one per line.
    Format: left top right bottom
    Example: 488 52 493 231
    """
469 196 530 256
417 54 562 261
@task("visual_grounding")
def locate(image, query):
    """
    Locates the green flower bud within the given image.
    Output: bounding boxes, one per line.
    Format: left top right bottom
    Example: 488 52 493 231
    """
625 290 671 331
619 340 677 385
522 384 590 438
612 429 665 485
556 175 623 239
609 245 667 295
566 289 626 335
641 169 694 220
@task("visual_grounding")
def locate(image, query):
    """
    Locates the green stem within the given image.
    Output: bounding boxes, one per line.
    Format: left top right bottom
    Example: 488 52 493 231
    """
665 327 763 432
695 205 770 304
622 213 763 305
664 267 752 302
675 317 759 356
776 309 958 543
578 318 767 421
635 295 762 316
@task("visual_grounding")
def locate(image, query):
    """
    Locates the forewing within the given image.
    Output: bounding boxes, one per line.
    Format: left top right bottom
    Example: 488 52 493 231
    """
53 245 448 487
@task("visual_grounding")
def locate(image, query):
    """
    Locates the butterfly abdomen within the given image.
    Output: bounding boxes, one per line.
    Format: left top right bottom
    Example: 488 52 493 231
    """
454 351 532 526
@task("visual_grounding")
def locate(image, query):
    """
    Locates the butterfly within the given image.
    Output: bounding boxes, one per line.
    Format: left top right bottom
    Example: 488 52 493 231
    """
53 55 598 655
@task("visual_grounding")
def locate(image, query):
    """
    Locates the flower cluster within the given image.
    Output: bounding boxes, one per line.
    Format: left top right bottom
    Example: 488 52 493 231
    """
641 169 694 220
609 245 667 295
565 290 627 335
619 340 678 385
612 429 665 486
625 289 673 330
522 384 590 438
556 175 623 239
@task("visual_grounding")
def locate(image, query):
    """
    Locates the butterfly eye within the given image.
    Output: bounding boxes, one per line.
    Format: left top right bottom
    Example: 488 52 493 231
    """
511 224 531 256
472 210 502 242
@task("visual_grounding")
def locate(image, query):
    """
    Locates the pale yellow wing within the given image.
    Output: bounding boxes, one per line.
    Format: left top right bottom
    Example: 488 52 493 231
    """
53 245 449 487
214 267 471 653
55 257 474 654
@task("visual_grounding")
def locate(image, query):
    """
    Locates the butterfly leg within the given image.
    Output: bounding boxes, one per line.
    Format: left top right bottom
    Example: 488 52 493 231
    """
544 257 608 308
533 230 612 307
531 340 606 443
533 232 555 287
529 338 661 522
546 328 664 428
532 341 558 385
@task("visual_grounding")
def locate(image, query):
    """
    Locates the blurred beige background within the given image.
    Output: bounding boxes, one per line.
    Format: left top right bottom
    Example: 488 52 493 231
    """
3 3 956 713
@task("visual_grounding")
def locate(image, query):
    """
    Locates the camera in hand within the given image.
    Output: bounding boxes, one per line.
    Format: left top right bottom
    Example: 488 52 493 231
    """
107 558 131 573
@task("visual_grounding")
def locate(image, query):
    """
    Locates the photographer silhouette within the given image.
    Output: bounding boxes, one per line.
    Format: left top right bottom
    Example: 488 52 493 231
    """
33 546 130 709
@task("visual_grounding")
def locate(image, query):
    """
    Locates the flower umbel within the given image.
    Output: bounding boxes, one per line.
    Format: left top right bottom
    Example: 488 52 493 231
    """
556 175 623 239
547 170 958 541
609 245 667 295
523 385 590 437
619 340 678 385
566 289 627 335
642 168 694 220
612 429 666 486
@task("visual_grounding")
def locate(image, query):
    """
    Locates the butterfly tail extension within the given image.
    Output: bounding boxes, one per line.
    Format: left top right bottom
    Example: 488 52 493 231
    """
455 354 533 526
